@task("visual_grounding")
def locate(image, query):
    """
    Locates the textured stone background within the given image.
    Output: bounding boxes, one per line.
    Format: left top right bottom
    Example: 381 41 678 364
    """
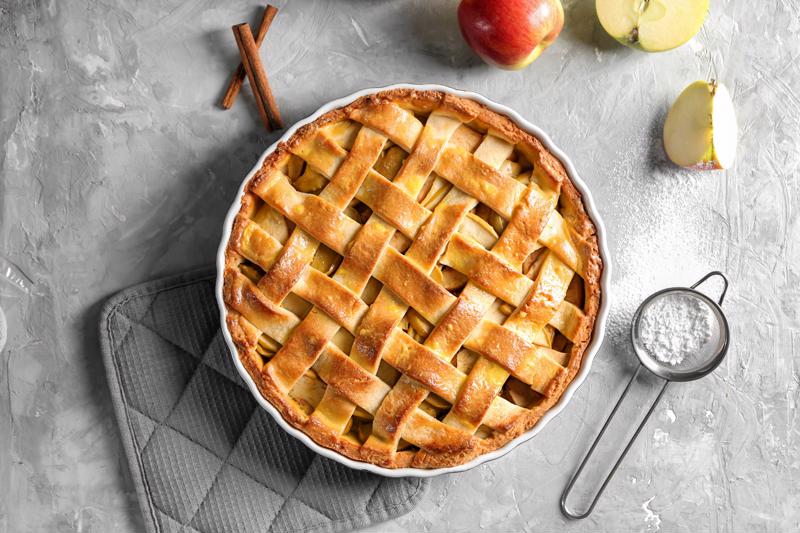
1 0 798 531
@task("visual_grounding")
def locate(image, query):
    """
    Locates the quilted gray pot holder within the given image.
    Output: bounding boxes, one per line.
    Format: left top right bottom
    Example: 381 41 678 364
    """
99 268 428 533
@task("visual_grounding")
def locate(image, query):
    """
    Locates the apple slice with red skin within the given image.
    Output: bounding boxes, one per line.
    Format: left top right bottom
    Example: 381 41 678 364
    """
458 0 564 70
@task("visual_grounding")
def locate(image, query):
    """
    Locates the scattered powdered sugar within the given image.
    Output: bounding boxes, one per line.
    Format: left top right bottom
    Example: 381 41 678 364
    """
652 428 669 448
642 496 662 531
0 305 6 353
638 293 714 366
601 129 716 356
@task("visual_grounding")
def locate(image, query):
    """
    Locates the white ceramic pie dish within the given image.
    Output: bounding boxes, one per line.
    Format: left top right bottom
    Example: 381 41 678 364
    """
215 83 611 478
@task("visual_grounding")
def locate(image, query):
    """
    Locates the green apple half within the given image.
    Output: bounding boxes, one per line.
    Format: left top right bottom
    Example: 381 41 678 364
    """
596 0 709 52
663 80 737 170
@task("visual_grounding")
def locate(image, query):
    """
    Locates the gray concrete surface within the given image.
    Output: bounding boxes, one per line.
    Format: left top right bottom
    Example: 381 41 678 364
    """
1 0 798 531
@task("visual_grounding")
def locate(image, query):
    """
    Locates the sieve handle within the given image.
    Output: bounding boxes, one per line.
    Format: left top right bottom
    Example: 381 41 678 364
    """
560 364 671 519
691 271 729 305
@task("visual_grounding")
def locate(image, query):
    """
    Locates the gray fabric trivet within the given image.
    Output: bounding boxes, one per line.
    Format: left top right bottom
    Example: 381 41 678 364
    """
99 268 428 533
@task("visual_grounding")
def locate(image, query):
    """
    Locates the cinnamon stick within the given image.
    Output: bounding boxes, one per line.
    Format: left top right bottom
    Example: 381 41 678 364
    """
221 4 278 109
232 23 284 131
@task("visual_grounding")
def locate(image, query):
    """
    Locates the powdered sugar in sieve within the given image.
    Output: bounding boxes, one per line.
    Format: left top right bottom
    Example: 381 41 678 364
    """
638 292 714 366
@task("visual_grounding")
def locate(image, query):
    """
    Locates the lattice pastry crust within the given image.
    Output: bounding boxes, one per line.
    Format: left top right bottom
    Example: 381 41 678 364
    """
223 89 602 468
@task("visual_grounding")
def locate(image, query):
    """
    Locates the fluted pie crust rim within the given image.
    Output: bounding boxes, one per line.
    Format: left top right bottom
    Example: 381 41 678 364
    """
221 88 603 469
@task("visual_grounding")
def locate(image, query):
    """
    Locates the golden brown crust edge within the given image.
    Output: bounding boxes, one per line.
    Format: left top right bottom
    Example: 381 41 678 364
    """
223 88 603 469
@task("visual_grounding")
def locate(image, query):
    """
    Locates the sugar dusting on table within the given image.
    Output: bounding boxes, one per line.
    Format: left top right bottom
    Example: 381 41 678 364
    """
0 305 6 353
602 133 715 355
638 293 714 366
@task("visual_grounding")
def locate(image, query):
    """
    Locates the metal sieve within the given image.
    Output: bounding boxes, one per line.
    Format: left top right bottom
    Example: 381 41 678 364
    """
561 271 730 519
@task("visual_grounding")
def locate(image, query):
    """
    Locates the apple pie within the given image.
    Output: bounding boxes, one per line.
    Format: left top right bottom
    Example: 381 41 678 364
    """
222 89 602 468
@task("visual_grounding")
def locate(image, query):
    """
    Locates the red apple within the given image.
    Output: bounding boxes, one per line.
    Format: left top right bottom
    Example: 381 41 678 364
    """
458 0 564 70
